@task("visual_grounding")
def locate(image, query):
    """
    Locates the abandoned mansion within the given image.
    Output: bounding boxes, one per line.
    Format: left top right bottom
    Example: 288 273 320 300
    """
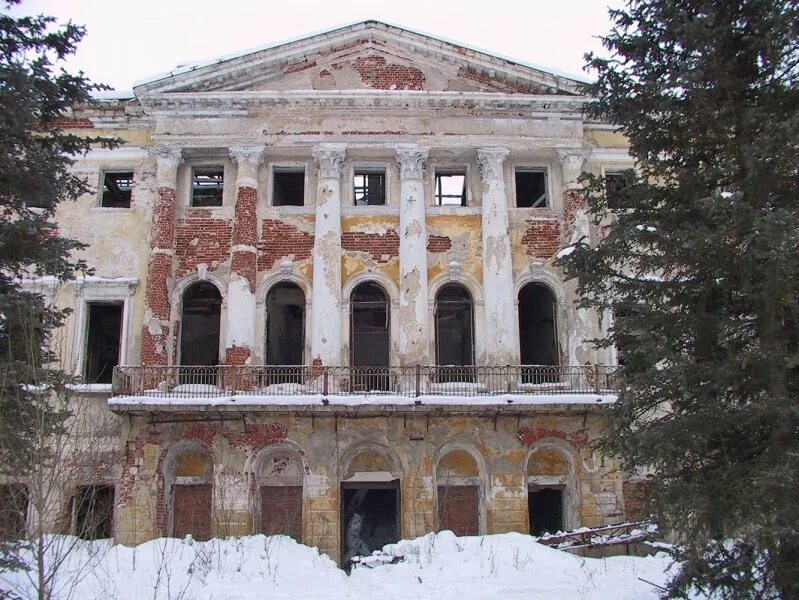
9 21 645 563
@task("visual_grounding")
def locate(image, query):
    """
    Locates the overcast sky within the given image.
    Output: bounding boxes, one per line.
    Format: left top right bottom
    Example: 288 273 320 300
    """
11 0 621 90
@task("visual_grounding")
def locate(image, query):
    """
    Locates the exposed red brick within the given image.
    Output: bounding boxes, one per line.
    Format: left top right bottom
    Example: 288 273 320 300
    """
521 220 561 259
173 484 212 540
230 186 258 291
457 66 553 94
563 188 586 243
282 59 317 75
516 426 588 449
175 212 233 277
258 219 314 271
42 117 95 129
225 423 289 452
341 230 399 262
150 188 177 250
261 486 302 541
353 55 425 90
438 485 479 536
427 235 452 253
225 345 251 366
623 481 652 522
183 424 223 448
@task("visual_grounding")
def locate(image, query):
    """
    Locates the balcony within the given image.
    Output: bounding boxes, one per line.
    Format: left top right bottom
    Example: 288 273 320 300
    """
110 365 619 410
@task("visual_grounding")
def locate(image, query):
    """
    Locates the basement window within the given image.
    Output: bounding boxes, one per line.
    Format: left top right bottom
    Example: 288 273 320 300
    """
101 171 134 208
435 170 467 206
353 169 386 206
84 302 123 384
73 485 114 540
515 168 548 208
605 171 631 210
191 167 224 207
272 168 305 206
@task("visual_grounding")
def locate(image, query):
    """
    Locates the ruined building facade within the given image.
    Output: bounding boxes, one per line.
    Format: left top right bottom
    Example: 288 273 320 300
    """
10 22 643 562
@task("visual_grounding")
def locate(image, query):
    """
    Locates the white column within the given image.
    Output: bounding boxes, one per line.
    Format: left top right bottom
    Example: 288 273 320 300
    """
477 147 517 365
310 144 346 365
395 145 430 366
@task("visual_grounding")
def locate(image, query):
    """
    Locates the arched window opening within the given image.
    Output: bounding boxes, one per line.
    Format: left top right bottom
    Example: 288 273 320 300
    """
526 445 574 535
350 282 390 391
170 447 213 541
435 284 474 366
518 283 559 367
436 450 481 536
265 283 306 366
179 282 222 366
256 450 303 542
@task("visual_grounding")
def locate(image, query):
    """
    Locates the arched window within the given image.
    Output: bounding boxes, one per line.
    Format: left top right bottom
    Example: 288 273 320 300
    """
256 449 303 541
179 282 222 366
350 282 390 391
265 283 305 366
518 283 559 366
169 446 213 541
436 449 481 536
435 284 474 366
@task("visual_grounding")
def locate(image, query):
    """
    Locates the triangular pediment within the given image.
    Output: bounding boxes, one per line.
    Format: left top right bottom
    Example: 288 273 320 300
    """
134 21 584 96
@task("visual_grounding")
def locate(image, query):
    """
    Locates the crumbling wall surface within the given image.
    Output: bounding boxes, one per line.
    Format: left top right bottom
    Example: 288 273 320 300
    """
115 410 623 563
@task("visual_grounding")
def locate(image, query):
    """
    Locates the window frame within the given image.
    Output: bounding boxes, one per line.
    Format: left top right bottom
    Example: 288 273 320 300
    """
602 167 634 210
270 164 307 208
513 167 550 209
98 170 135 209
190 165 226 208
352 165 388 207
433 168 468 207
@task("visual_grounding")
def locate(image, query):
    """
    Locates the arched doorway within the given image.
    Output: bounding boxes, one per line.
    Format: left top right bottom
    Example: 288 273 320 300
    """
526 444 576 535
436 449 482 536
435 284 474 366
265 282 306 372
518 283 559 366
169 446 213 541
350 282 390 391
179 282 222 366
255 448 304 542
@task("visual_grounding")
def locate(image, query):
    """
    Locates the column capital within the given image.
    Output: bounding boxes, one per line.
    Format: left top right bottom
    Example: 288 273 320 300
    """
556 148 591 185
395 145 429 180
477 147 510 183
312 144 346 179
148 146 184 188
229 145 265 167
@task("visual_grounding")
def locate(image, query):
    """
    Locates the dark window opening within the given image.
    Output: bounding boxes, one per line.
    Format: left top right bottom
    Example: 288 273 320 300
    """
605 171 631 210
191 167 224 207
515 168 548 208
273 169 305 206
101 172 134 208
172 484 212 541
0 484 28 540
435 171 466 206
350 282 390 391
179 282 222 368
435 284 474 368
528 486 563 536
354 170 386 206
265 283 305 384
260 486 303 541
74 485 114 540
341 483 399 568
437 485 478 536
84 302 123 384
518 283 559 372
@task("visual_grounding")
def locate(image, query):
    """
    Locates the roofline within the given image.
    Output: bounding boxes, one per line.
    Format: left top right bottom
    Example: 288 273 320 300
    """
133 19 590 91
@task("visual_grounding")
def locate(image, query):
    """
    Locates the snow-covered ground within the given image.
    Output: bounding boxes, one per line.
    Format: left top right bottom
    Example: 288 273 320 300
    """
0 531 683 600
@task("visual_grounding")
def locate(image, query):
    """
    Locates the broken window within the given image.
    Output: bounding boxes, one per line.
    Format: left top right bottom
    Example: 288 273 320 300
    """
272 168 305 206
74 485 114 540
435 284 474 366
434 170 466 206
84 302 123 384
101 171 134 208
341 482 399 568
179 282 222 367
171 448 213 541
515 168 548 208
518 283 559 367
257 451 303 542
353 169 386 206
0 484 28 540
350 282 390 390
605 170 631 210
265 282 305 366
191 167 224 207
528 486 564 536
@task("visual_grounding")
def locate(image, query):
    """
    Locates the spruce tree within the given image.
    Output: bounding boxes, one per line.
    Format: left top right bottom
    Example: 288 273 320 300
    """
558 1 799 597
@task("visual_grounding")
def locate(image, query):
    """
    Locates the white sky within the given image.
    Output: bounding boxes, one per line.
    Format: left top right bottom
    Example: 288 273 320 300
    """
11 0 621 90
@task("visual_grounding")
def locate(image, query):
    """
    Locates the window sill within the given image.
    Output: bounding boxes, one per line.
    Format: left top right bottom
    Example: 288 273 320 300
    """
426 206 481 216
341 205 400 216
91 206 134 213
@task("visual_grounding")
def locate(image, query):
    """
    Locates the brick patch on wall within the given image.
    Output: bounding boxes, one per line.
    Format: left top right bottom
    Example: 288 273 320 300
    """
225 423 289 452
438 485 479 536
521 220 561 259
172 484 212 540
341 230 399 262
353 55 425 90
517 426 589 449
427 235 452 253
260 486 303 541
623 481 652 522
258 220 314 271
175 212 233 277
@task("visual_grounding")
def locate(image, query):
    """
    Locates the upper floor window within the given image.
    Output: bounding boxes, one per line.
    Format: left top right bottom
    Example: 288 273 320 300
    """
353 169 386 206
515 168 548 208
191 167 224 207
272 168 305 207
101 171 133 208
605 170 631 209
434 170 466 206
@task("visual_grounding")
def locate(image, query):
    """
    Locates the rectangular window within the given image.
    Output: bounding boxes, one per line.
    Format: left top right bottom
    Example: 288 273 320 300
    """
353 169 386 206
605 171 630 209
84 302 123 384
101 171 134 208
191 167 224 207
272 168 305 206
515 168 548 208
0 484 28 540
434 171 466 206
74 485 114 540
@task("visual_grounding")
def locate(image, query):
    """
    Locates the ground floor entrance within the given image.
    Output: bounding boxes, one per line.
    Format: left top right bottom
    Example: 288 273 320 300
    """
528 485 564 536
341 481 400 567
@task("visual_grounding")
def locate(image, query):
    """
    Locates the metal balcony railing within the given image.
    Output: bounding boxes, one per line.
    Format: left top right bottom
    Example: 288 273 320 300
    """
111 365 619 399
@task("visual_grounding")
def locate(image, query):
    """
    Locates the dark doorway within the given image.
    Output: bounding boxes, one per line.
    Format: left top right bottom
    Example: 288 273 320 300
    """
528 486 564 536
84 302 123 383
435 284 474 382
341 482 399 567
74 485 114 540
519 284 558 366
179 282 222 366
266 283 305 365
350 282 390 391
